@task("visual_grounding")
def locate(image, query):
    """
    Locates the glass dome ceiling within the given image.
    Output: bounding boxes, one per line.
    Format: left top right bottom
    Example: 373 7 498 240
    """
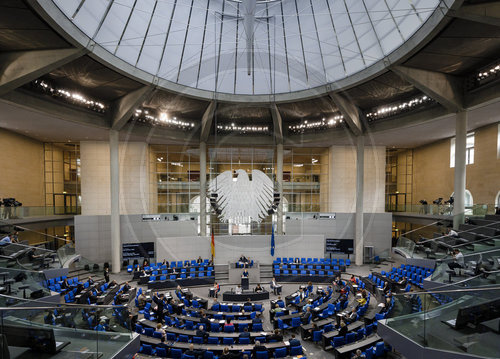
51 0 443 98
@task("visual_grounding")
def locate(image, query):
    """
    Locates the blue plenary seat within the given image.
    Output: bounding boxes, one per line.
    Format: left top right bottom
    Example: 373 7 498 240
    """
290 346 303 355
274 347 287 358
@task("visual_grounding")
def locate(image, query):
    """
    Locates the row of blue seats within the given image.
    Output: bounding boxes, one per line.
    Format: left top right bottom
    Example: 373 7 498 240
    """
148 271 214 283
64 282 110 303
274 263 347 270
412 295 423 313
141 309 265 333
274 268 341 277
139 344 304 359
146 266 214 275
45 276 79 292
138 324 265 345
273 257 351 265
315 323 376 345
211 303 264 313
385 265 434 289
128 263 214 273
316 294 367 322
430 292 453 305
129 259 212 272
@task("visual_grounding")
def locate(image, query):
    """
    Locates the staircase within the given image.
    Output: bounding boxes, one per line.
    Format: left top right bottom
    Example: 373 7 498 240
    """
214 264 229 283
260 264 273 281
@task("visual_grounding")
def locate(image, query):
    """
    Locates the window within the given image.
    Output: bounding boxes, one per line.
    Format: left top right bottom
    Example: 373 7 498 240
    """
450 133 474 168
466 134 475 165
451 190 473 207
497 123 500 159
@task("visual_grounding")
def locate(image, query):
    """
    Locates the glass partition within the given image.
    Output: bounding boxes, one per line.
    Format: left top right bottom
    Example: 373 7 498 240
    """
0 295 136 357
431 247 500 286
0 267 50 304
1 242 59 270
385 286 500 358
0 206 81 219
386 203 497 216
57 243 102 274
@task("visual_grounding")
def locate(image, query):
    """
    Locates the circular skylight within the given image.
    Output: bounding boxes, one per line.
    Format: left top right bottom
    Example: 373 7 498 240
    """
48 0 444 99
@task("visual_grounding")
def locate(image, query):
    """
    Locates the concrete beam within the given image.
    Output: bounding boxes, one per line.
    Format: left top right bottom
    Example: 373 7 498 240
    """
111 86 155 130
270 104 283 144
449 2 500 27
328 93 363 135
0 48 87 96
391 65 464 112
200 101 216 142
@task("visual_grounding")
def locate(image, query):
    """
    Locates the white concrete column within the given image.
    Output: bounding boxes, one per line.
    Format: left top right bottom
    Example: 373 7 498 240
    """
355 136 364 266
277 144 284 235
453 110 467 229
109 130 121 273
200 142 207 236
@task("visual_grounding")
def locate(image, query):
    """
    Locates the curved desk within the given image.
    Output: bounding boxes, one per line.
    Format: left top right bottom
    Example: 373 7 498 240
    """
222 290 269 302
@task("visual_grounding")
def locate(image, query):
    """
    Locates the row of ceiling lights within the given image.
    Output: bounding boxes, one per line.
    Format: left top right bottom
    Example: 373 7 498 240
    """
216 124 270 133
477 63 500 80
288 114 344 133
134 108 195 129
31 80 106 113
365 94 433 121
29 80 436 131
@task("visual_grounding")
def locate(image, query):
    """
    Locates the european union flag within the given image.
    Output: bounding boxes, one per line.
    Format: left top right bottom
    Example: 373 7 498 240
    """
271 224 275 257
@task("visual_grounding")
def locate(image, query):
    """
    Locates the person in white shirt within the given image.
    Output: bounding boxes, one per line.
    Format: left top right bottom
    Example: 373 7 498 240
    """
235 285 242 294
448 249 464 271
270 277 279 295
447 228 459 238
0 235 11 245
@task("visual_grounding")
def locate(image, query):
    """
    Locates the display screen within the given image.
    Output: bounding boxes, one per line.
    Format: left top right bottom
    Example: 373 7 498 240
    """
325 239 354 254
122 242 155 260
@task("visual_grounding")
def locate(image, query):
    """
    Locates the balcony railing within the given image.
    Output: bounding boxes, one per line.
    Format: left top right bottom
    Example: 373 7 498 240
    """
386 203 497 216
0 206 81 219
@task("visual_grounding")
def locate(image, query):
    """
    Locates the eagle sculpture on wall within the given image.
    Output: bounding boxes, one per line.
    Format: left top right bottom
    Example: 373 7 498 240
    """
208 169 274 224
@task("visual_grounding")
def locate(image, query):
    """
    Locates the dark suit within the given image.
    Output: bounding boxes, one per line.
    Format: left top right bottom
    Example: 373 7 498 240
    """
196 329 208 341
153 296 164 322
339 325 348 337
239 332 250 339
184 349 203 358
269 334 283 342
156 342 169 352
289 339 301 347
253 345 267 356
301 311 311 324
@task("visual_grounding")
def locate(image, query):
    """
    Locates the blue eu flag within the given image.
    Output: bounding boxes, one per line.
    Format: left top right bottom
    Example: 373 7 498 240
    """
271 224 275 256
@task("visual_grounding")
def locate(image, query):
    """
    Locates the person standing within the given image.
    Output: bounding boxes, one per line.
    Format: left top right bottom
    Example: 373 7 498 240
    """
104 267 110 283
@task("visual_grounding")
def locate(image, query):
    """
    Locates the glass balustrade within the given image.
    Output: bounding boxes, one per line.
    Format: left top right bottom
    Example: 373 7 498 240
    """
0 295 137 358
0 206 81 219
384 286 500 358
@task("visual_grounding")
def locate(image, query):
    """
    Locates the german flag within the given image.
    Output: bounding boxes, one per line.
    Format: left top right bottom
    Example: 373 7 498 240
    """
211 229 215 261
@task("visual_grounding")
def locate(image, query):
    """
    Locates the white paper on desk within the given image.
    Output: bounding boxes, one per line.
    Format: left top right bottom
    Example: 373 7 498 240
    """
260 332 267 336
284 341 290 346
210 319 214 322
139 318 145 322
219 320 225 324
218 312 222 314
314 307 320 310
